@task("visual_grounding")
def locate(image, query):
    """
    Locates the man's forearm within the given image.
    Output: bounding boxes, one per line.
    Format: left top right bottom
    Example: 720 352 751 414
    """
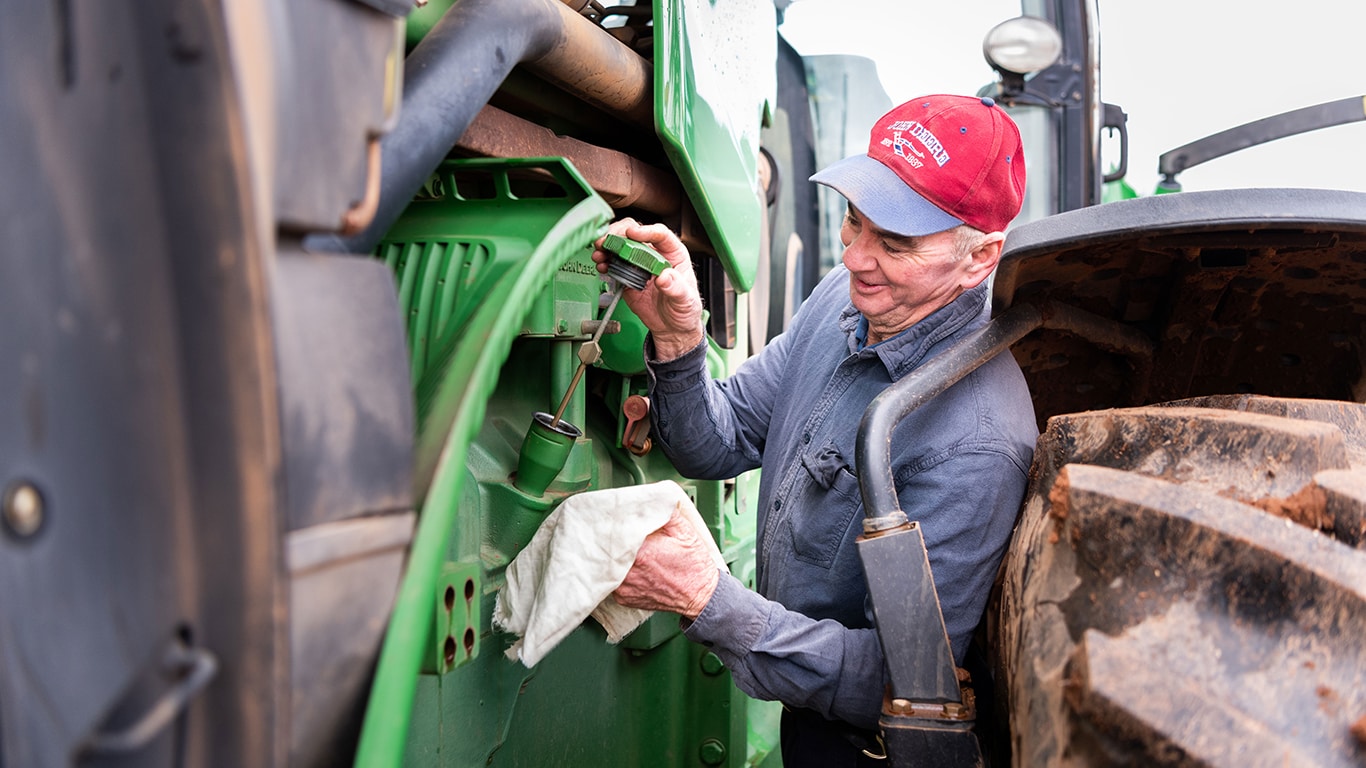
682 573 886 730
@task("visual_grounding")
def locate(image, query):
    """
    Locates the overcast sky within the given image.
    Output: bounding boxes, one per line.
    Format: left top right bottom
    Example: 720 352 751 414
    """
779 0 1365 196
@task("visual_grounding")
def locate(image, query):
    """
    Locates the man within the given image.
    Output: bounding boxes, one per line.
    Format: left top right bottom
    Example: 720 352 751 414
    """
595 94 1038 766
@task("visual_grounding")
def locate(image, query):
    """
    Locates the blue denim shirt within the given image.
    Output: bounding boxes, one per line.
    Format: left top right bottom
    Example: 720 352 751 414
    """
645 266 1037 731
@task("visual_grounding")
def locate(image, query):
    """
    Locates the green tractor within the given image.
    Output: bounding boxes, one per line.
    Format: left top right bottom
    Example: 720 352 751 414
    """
2 0 1363 766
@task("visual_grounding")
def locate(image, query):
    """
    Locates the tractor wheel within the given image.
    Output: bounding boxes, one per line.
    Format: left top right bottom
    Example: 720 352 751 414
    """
995 396 1366 767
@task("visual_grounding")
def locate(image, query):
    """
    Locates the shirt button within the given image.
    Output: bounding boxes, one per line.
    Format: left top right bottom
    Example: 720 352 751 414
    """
773 499 781 510
802 432 811 444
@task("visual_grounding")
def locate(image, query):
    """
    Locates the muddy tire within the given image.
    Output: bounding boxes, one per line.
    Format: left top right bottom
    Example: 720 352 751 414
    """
996 396 1366 767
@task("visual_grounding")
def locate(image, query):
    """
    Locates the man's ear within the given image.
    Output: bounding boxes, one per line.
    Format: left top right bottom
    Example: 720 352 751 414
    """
961 232 1005 290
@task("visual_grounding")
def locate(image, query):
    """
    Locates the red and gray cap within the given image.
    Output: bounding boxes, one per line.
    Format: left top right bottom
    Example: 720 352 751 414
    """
810 94 1026 236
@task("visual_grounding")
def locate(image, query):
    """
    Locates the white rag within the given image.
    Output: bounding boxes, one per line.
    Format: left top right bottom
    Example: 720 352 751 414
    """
492 480 724 667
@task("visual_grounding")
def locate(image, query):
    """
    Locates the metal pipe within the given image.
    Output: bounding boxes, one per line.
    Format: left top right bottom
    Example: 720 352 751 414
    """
316 0 654 254
854 306 1048 768
1039 298 1155 404
1039 300 1154 360
854 299 1156 768
457 105 681 214
856 299 1156 529
857 303 1045 531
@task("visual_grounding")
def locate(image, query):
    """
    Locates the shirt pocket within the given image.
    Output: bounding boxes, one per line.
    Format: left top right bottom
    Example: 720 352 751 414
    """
791 440 863 569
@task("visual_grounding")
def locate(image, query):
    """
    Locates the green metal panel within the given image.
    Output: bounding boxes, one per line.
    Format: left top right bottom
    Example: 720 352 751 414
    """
404 0 776 293
1102 176 1140 202
653 0 777 293
356 157 774 766
356 158 614 766
596 301 651 377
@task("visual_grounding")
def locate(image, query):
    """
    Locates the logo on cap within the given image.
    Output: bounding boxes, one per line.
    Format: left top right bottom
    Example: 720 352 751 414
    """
888 120 950 168
809 94 1026 235
888 133 923 168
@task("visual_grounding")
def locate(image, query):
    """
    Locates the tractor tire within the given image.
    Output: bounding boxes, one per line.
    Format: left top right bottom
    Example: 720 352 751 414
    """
995 396 1366 767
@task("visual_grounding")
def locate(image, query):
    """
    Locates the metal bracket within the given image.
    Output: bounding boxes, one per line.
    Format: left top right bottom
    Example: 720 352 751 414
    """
427 561 482 674
1157 95 1366 192
622 394 653 455
856 522 960 703
80 638 218 755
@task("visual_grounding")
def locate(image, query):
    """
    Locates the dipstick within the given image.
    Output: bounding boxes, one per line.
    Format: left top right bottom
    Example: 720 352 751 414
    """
549 283 624 427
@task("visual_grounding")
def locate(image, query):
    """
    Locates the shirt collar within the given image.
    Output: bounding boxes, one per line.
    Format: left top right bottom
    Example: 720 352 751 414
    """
839 281 991 380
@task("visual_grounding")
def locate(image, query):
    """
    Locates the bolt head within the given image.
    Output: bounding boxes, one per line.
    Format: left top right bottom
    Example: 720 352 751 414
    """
3 481 44 538
699 738 726 765
699 652 725 675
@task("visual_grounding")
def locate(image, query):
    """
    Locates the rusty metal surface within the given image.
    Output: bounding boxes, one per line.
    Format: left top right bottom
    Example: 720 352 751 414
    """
457 105 681 214
341 139 383 235
528 0 654 129
322 0 656 255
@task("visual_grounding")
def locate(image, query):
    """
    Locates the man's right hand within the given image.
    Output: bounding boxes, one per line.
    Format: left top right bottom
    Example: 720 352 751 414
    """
613 501 721 620
592 219 705 361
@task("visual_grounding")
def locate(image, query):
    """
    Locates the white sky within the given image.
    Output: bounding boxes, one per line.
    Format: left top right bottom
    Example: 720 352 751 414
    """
779 0 1366 195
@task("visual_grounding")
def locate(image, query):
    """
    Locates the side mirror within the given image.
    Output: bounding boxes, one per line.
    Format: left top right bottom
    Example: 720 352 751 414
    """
1101 103 1129 183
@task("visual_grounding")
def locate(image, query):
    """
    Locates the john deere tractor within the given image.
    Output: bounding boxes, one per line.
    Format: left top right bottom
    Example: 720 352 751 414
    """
1 0 1362 767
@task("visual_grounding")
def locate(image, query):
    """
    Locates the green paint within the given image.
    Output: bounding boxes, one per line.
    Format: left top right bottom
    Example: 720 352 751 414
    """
356 158 612 767
653 0 776 292
357 156 773 767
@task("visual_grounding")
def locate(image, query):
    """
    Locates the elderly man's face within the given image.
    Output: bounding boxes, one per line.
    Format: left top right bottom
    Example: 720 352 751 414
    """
839 205 988 345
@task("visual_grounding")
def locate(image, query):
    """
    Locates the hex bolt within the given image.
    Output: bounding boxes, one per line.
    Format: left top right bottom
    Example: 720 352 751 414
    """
699 652 725 676
698 738 726 766
2 480 44 538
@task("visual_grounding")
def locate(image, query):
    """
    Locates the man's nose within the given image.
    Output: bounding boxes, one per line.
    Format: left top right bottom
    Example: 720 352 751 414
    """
842 232 877 272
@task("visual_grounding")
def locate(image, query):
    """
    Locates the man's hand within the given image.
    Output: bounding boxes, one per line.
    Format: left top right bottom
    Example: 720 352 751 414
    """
592 219 705 361
613 503 721 620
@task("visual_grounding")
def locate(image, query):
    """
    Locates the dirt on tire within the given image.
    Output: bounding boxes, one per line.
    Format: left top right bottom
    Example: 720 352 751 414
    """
994 396 1366 767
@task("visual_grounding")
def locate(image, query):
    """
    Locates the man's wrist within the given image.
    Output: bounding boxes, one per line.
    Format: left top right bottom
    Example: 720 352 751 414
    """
651 329 706 362
681 567 721 620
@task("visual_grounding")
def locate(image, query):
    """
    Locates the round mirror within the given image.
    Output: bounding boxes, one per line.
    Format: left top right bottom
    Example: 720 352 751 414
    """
983 16 1063 75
